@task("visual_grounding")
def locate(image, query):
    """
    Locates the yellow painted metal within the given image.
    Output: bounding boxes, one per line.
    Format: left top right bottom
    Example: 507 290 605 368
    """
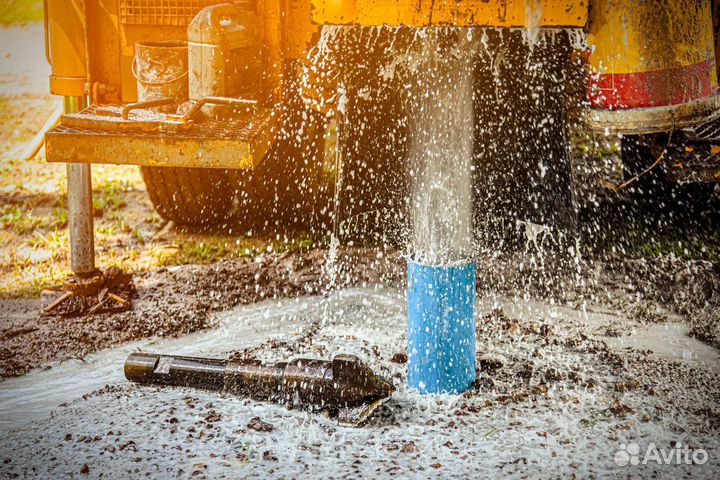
585 0 719 128
258 0 284 101
285 0 321 60
46 108 278 170
45 0 87 96
47 0 587 108
586 0 716 75
310 0 588 27
712 0 720 82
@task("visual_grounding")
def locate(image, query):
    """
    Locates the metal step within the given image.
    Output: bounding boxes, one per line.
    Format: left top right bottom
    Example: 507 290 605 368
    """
45 105 277 170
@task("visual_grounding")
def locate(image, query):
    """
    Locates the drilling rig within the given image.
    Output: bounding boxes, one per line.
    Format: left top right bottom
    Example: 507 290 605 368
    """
42 0 720 276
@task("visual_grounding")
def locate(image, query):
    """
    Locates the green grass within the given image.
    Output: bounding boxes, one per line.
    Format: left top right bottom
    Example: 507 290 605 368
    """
1 203 71 234
0 0 44 26
93 180 129 218
27 229 65 250
1 267 66 299
590 223 720 262
160 240 235 265
0 205 43 234
155 234 319 267
626 233 720 262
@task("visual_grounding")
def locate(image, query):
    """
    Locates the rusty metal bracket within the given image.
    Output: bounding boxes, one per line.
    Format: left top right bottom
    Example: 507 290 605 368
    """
121 98 176 119
586 93 720 135
42 268 134 317
179 96 258 124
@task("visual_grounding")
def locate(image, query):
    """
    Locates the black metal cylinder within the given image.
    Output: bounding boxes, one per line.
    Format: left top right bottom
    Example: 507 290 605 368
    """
124 352 227 390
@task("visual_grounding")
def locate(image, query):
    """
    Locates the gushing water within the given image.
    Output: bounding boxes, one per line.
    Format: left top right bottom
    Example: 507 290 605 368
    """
406 32 476 265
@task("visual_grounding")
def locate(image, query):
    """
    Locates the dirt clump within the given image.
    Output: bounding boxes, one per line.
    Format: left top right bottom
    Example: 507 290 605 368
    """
0 248 404 378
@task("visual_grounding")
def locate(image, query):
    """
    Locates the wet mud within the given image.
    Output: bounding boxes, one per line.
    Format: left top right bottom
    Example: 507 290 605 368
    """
1 239 718 378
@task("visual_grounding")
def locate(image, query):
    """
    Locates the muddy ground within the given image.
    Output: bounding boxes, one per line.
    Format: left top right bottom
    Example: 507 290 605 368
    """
3 179 719 378
0 284 718 478
2 237 718 378
0 19 719 478
0 248 403 376
0 22 718 379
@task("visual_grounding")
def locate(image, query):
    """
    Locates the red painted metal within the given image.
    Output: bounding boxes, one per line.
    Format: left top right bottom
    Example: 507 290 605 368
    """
588 59 717 110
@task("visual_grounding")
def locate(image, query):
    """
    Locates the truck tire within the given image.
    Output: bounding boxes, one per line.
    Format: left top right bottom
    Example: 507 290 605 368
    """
140 166 233 226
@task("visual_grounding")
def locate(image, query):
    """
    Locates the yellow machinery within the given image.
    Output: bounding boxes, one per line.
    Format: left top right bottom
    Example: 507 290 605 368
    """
587 0 718 130
43 0 720 274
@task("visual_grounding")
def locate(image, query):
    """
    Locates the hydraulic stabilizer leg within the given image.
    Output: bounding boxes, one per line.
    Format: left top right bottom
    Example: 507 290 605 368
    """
41 97 133 317
64 95 96 276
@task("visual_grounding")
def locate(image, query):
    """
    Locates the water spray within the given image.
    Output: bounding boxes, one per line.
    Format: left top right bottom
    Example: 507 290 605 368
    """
405 31 477 395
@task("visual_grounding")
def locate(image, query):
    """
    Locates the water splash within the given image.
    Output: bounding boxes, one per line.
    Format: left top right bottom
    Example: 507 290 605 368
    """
405 31 477 265
522 0 544 51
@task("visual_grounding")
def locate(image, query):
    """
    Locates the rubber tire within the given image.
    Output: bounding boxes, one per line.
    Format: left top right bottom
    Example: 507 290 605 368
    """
140 166 233 226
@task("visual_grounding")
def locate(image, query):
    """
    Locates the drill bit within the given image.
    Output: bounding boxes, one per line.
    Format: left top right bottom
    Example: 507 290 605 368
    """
124 352 394 426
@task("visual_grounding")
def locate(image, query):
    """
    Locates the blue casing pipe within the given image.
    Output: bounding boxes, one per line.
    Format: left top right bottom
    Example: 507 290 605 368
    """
407 260 476 394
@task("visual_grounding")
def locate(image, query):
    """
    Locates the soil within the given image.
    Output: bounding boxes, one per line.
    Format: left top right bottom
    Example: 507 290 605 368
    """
1 286 717 478
0 21 718 478
1 24 717 379
0 248 405 377
2 241 718 378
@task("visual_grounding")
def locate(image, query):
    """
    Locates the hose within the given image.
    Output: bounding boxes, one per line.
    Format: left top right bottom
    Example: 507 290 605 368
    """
21 102 64 161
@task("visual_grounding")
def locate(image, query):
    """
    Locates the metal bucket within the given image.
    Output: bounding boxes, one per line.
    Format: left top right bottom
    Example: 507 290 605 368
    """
407 259 477 394
133 41 188 110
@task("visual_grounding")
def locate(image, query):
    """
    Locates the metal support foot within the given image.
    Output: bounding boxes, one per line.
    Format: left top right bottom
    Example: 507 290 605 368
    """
64 96 96 276
41 98 136 317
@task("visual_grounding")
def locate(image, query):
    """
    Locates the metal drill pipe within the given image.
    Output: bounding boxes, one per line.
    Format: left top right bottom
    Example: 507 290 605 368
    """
125 352 395 424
